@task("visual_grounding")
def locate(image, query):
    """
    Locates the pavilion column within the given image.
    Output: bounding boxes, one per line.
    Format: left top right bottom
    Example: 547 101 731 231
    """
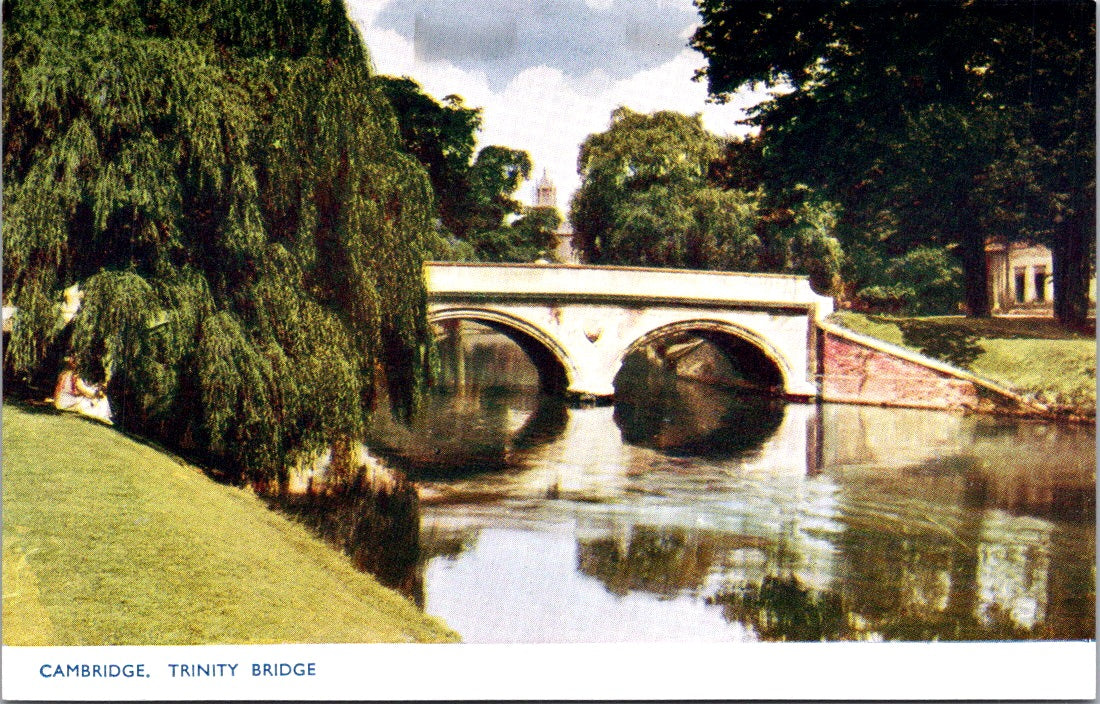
1023 265 1037 303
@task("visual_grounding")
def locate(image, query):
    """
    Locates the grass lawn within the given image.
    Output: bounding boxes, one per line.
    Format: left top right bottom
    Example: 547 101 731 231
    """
2 405 458 645
831 312 1096 414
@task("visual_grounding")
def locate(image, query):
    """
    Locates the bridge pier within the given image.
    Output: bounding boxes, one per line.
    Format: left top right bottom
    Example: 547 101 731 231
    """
564 389 614 406
439 319 466 391
564 371 616 403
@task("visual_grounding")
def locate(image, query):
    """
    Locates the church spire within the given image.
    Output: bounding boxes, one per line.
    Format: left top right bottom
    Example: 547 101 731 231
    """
534 169 557 208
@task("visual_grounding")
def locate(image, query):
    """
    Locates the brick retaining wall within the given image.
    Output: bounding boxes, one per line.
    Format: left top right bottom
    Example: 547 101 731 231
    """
819 331 983 410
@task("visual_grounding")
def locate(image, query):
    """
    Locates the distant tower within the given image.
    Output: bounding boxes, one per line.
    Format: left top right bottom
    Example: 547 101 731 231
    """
529 169 579 264
534 169 557 208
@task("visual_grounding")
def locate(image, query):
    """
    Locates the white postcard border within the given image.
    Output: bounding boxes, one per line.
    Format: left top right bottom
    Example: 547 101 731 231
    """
3 641 1096 700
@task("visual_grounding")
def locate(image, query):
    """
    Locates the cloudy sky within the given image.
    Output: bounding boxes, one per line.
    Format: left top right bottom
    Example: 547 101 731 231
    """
345 0 769 211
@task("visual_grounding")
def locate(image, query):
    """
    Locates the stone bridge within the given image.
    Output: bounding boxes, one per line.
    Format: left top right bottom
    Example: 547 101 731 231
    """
425 263 834 401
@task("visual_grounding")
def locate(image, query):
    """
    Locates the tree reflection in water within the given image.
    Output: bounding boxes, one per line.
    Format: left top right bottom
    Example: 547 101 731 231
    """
572 518 1067 640
568 456 1094 641
269 468 425 604
411 399 1094 641
367 389 568 479
708 573 1038 641
709 576 850 641
421 526 480 562
577 527 771 599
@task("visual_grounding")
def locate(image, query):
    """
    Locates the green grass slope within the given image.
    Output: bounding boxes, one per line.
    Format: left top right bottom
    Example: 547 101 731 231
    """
831 312 1096 414
2 405 458 645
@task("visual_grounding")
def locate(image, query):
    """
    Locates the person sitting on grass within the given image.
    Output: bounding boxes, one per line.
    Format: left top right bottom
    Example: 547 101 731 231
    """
53 356 113 425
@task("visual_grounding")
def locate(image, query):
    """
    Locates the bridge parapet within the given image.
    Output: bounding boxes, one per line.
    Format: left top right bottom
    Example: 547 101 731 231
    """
426 262 833 319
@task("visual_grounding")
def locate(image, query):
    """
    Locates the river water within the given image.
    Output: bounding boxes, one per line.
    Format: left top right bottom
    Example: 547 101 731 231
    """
369 376 1095 643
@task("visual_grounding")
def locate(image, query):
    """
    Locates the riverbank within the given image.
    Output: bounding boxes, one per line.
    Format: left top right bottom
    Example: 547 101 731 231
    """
830 312 1096 418
1 404 458 645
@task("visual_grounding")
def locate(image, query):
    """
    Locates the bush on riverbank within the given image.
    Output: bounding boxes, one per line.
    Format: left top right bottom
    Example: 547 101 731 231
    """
831 312 1096 415
1 405 458 645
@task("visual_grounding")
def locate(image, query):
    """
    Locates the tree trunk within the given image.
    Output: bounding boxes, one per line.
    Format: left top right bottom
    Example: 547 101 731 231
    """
960 229 990 317
1052 212 1094 329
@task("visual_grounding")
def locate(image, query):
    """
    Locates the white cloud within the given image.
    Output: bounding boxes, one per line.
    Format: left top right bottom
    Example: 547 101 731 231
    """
347 0 769 210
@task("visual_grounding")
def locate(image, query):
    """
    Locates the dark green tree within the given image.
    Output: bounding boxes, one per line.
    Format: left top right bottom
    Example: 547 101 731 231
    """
710 134 844 292
464 146 533 237
512 206 563 252
466 205 562 263
372 76 537 259
373 76 481 240
691 0 1095 324
3 0 434 484
857 247 965 315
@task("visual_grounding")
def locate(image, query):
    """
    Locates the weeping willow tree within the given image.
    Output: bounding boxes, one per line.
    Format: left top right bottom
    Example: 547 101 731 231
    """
3 0 434 484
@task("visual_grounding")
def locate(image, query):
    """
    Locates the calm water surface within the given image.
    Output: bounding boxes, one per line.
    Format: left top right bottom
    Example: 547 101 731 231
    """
370 381 1095 643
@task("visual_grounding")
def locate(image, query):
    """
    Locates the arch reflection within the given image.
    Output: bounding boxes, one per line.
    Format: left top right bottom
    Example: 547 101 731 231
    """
613 340 786 458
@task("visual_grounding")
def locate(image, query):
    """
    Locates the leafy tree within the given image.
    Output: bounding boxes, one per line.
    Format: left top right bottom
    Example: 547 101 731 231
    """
571 108 761 269
373 76 536 258
710 136 844 292
570 109 717 263
373 76 481 240
708 134 765 192
466 205 561 263
571 108 841 288
3 0 434 484
857 247 965 316
759 193 844 295
465 145 533 236
692 0 1095 325
513 206 563 250
423 229 479 262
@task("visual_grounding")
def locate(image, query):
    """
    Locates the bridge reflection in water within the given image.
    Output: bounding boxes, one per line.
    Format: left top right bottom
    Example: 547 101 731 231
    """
367 332 1094 642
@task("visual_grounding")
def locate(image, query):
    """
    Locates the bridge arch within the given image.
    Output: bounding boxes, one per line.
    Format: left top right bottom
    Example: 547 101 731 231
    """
614 319 793 395
428 307 575 394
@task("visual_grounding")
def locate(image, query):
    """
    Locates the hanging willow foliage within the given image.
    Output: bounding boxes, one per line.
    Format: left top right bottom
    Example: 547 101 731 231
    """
3 0 433 483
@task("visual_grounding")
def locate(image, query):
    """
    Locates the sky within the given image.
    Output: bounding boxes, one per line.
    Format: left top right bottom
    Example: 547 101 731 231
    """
345 0 770 212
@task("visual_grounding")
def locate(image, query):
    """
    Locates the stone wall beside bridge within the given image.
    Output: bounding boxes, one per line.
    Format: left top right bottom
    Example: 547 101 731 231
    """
816 322 1036 414
818 329 982 410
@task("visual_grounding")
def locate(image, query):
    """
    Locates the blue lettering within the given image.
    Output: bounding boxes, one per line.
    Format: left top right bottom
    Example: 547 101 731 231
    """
250 662 317 677
40 663 149 678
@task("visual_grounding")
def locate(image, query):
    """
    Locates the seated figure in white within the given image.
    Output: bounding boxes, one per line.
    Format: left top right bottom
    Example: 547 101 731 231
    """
54 357 113 425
